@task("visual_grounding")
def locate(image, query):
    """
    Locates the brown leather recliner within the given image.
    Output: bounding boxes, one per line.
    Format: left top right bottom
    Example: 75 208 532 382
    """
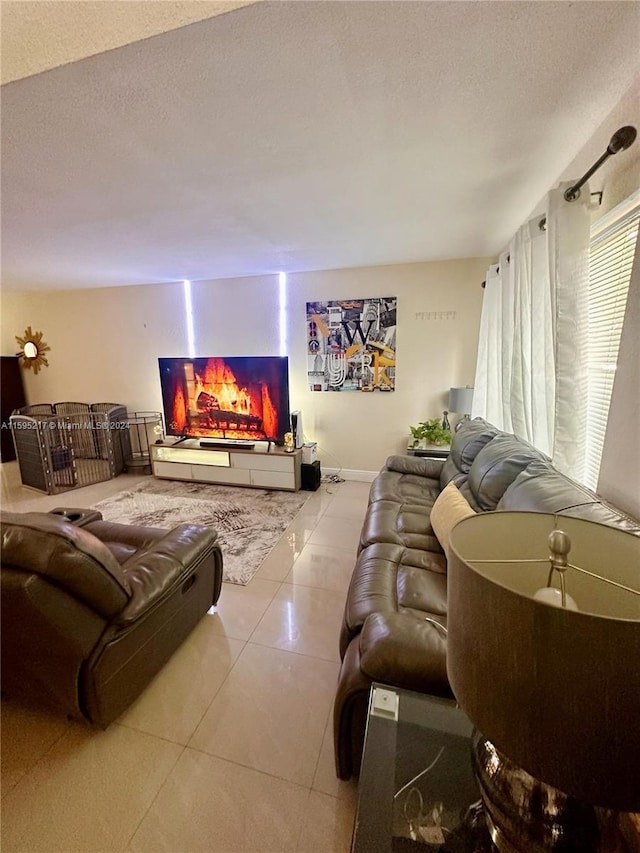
1 508 223 726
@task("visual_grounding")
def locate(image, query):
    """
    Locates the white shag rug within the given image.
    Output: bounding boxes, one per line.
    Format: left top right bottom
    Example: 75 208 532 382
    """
91 478 310 585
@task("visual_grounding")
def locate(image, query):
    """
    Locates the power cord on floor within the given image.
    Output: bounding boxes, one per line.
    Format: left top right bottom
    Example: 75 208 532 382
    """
303 433 345 488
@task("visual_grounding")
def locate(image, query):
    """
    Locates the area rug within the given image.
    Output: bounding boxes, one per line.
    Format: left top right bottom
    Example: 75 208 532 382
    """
91 479 310 585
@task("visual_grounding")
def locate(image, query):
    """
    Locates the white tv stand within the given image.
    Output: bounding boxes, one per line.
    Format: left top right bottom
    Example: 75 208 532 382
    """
150 439 302 491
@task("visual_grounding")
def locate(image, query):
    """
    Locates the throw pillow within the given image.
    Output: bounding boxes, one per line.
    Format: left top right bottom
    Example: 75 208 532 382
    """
430 481 475 562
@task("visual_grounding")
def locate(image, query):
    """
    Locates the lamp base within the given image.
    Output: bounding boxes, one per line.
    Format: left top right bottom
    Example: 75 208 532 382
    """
454 414 471 432
471 731 601 853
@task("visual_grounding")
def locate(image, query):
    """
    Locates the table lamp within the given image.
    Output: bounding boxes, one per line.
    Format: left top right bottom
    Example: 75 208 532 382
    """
448 387 474 430
447 511 640 852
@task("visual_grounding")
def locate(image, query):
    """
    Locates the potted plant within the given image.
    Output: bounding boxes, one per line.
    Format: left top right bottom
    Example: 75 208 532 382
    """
409 418 452 448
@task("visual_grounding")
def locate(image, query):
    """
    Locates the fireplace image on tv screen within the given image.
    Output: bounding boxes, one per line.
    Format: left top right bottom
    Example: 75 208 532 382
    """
158 356 290 445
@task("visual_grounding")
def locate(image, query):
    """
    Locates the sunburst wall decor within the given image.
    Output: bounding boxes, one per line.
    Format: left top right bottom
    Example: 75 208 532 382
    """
15 326 51 374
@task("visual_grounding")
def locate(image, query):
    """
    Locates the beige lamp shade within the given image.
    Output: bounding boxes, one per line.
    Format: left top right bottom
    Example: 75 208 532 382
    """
447 511 640 812
448 386 474 415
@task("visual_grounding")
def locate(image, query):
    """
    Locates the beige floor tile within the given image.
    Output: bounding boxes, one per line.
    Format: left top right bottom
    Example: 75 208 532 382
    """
295 789 358 853
251 583 345 661
308 515 362 552
255 530 306 581
0 464 364 852
128 748 309 853
281 510 318 545
0 465 148 513
312 713 359 801
1 723 182 853
0 701 72 797
284 542 356 594
189 643 338 787
323 493 369 522
328 480 372 499
208 577 281 640
297 484 337 518
117 617 245 744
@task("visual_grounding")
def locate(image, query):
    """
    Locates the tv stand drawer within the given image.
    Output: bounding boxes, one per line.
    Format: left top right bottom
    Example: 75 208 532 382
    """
250 470 295 489
153 460 192 479
195 466 251 486
150 443 302 491
233 454 294 474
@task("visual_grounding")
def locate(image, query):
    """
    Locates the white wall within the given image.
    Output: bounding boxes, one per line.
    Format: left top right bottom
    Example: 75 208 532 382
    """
1 257 489 473
288 261 487 472
1 283 185 407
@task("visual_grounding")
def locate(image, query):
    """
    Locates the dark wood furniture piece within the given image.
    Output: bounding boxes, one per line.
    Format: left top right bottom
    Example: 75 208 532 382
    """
1 356 27 461
406 446 451 459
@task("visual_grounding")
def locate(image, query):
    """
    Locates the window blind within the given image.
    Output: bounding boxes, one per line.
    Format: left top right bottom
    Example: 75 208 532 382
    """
583 201 639 490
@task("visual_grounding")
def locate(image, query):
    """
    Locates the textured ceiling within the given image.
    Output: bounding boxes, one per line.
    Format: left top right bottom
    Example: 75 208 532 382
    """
1 1 639 291
0 0 259 84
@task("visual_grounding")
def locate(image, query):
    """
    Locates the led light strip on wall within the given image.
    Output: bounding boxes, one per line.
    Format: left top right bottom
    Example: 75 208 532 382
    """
183 279 195 358
279 272 287 357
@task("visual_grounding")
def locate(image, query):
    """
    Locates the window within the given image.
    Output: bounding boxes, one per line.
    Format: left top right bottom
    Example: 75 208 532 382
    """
583 192 639 490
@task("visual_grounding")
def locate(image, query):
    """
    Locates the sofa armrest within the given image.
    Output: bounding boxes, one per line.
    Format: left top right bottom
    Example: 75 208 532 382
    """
384 454 444 479
118 524 221 623
49 507 104 527
358 610 451 696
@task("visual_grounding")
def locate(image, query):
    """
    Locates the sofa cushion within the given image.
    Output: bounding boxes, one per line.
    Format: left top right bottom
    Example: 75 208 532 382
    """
0 511 130 618
340 541 447 655
358 611 450 696
499 461 640 535
83 519 168 565
384 455 445 479
368 470 441 507
468 434 549 510
360 500 442 553
440 418 500 491
554 501 640 534
497 460 599 513
430 482 476 560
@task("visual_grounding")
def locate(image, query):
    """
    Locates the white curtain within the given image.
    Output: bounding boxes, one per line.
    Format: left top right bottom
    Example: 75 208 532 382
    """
472 183 591 478
472 253 514 434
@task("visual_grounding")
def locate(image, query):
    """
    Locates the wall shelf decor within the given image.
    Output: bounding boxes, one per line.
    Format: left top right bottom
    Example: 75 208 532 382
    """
15 326 51 374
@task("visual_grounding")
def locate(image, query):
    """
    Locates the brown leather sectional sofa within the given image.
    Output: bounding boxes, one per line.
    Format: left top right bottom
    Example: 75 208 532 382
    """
333 417 640 779
1 508 223 726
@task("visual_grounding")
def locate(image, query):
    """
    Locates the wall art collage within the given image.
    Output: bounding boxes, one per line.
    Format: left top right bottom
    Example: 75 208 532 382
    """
305 297 397 392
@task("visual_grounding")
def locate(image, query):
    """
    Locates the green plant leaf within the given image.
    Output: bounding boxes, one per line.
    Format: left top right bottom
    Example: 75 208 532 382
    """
409 418 451 445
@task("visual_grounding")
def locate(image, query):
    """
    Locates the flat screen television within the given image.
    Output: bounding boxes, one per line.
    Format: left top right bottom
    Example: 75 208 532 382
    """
158 356 290 445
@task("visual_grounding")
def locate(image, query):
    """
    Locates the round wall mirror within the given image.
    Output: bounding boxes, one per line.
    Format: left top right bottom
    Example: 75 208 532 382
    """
15 327 51 374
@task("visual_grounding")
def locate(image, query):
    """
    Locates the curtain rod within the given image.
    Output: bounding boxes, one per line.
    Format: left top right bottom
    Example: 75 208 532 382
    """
479 120 638 290
535 193 600 238
564 126 636 202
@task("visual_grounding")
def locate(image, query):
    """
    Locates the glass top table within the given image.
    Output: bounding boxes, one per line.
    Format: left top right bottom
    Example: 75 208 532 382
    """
352 685 494 853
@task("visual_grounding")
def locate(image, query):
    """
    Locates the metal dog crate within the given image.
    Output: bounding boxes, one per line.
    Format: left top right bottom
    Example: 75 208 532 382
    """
10 402 130 495
122 411 164 472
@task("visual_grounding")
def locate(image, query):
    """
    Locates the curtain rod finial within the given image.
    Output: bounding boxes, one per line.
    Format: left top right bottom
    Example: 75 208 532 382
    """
565 125 637 203
608 125 636 155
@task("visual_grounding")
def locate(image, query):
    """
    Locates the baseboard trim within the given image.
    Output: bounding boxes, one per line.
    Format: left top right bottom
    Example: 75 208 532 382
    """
322 467 377 483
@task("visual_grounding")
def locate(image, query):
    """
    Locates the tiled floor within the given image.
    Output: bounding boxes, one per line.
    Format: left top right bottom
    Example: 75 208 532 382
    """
0 462 368 853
